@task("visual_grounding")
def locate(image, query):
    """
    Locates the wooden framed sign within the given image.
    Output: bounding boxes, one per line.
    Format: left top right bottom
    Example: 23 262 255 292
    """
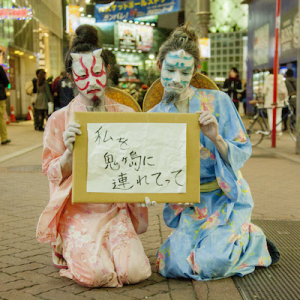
72 112 200 203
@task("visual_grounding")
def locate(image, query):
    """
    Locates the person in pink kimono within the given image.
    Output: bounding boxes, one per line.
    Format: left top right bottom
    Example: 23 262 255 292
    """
36 25 151 287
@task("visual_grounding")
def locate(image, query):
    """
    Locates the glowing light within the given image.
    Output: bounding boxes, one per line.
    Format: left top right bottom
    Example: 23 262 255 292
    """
79 7 84 12
114 48 118 51
151 23 155 27
138 50 142 53
14 50 20 54
149 54 155 59
29 55 34 59
19 52 24 56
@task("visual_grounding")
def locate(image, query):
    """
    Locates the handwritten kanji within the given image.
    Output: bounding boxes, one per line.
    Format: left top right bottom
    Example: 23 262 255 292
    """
104 152 120 170
112 173 134 190
95 126 113 145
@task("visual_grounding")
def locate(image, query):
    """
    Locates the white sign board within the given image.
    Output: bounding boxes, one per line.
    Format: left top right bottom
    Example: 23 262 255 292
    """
86 123 187 194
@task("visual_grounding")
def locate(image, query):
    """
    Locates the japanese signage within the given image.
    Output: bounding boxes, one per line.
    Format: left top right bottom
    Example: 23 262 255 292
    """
87 123 186 193
117 22 153 51
66 5 81 34
253 23 269 67
8 59 15 90
0 7 32 20
280 8 299 61
38 31 46 69
120 65 140 81
72 112 200 204
136 24 153 51
95 0 181 23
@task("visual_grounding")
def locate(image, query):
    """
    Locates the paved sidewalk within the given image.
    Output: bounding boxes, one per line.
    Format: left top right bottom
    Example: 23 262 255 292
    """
0 120 299 299
0 121 43 163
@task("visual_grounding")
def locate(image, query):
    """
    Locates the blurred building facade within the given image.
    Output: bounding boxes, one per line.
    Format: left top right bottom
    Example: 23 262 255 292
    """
244 0 298 111
0 0 63 118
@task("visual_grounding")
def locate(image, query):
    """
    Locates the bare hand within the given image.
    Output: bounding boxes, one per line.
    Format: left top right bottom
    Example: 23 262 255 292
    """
63 123 81 152
196 111 219 142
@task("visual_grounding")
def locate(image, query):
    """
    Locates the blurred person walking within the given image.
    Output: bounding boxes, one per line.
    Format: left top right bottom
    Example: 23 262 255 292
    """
57 71 76 108
0 64 10 145
263 68 288 132
283 69 297 130
25 69 42 130
222 67 243 112
51 71 64 111
35 69 53 131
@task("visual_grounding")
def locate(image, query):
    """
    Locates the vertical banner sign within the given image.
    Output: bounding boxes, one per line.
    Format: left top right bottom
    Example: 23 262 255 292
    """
95 0 181 22
253 24 269 67
66 5 81 34
199 38 211 58
38 31 46 69
8 59 15 90
280 8 299 60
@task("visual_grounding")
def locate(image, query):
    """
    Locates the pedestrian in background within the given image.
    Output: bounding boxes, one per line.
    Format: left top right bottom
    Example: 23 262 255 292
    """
35 69 53 131
51 71 64 111
0 64 10 145
263 68 288 133
57 71 76 108
25 69 42 130
284 69 297 127
222 67 243 112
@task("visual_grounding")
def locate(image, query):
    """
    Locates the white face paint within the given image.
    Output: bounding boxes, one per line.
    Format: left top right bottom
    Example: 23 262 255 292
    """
161 50 195 94
71 49 107 102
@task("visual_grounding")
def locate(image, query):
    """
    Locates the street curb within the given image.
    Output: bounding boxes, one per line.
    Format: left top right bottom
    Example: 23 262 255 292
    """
0 144 43 164
256 146 300 164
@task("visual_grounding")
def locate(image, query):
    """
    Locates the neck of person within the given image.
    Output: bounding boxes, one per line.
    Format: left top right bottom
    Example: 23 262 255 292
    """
174 86 192 113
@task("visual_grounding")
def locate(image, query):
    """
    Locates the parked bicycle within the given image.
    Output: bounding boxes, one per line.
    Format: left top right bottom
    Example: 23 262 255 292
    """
246 99 296 147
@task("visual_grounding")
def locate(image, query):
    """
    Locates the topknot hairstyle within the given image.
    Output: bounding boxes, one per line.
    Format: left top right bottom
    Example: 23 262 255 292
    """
157 26 201 73
65 25 109 76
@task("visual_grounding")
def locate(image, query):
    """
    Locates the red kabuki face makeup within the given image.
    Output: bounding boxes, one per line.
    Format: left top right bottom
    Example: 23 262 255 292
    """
71 49 107 101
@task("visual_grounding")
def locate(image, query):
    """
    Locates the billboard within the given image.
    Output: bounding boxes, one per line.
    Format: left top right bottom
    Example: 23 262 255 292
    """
95 0 180 22
253 23 269 67
280 8 299 61
199 38 210 58
66 5 81 34
117 22 153 52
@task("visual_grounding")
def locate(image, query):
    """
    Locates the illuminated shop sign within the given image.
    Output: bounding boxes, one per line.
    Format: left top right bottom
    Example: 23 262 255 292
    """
116 22 153 52
95 0 180 22
0 7 32 20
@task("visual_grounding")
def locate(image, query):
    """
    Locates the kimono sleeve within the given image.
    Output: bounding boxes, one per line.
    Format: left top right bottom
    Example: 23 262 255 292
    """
162 204 186 229
42 112 67 186
210 91 252 201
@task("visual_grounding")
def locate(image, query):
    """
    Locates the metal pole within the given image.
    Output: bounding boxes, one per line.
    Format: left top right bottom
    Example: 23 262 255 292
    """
297 1 300 154
197 0 211 38
272 0 281 148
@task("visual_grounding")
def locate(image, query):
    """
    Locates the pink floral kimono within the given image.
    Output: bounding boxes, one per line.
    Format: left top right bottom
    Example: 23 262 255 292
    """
36 95 151 287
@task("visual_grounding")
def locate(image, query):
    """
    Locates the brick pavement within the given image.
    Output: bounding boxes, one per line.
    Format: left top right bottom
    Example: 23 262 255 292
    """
0 120 299 299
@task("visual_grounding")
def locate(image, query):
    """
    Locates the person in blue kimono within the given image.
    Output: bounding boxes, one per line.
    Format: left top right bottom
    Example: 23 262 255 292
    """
150 26 280 281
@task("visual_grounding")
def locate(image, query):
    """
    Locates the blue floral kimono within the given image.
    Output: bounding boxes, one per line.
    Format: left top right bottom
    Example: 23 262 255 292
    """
150 87 271 280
